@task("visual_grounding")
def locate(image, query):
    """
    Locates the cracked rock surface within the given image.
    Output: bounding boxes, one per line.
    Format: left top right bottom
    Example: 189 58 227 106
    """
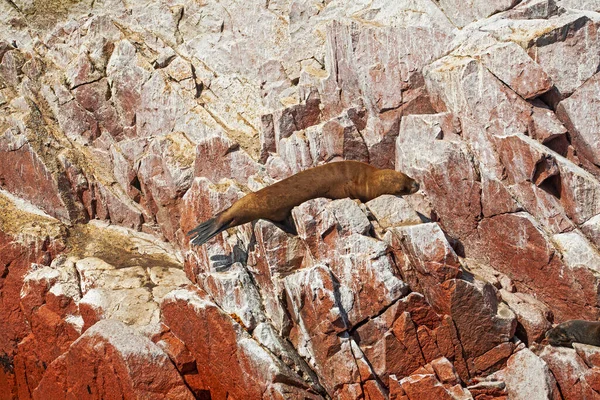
2 0 600 399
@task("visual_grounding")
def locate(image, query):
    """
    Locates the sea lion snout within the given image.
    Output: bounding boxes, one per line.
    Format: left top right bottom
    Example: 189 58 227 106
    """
409 181 420 194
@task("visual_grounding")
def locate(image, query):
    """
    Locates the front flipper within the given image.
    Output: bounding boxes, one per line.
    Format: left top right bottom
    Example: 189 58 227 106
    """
269 213 298 236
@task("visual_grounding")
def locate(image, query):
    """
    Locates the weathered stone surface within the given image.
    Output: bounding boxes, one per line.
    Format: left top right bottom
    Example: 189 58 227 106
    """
477 212 600 321
396 113 481 239
574 343 600 368
558 0 600 11
557 72 600 168
500 290 553 345
434 0 517 28
5 1 600 398
366 195 422 229
528 14 600 99
455 33 553 99
539 345 600 400
161 288 322 399
388 222 461 303
33 320 194 399
500 348 558 400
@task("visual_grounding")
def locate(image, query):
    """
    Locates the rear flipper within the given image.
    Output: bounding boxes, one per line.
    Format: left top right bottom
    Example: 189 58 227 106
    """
187 214 232 247
270 213 298 236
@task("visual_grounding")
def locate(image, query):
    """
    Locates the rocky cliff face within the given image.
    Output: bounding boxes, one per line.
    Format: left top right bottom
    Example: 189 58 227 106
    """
2 0 600 399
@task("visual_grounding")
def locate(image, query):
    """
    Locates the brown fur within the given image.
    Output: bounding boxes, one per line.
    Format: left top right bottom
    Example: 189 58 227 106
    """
188 161 418 246
545 320 600 347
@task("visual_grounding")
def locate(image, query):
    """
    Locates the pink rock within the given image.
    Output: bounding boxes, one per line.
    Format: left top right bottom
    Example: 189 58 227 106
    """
493 133 600 229
388 222 461 304
396 113 481 239
574 343 600 369
501 348 559 400
193 134 260 184
106 40 148 131
263 91 321 151
180 177 245 249
138 132 195 242
283 265 360 393
321 22 453 119
500 290 552 345
277 131 314 174
304 113 369 166
557 72 600 168
529 14 600 99
434 0 517 28
462 35 553 99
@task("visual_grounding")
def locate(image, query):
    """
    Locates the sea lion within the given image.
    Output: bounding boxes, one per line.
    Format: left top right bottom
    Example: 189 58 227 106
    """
188 160 419 246
545 320 600 348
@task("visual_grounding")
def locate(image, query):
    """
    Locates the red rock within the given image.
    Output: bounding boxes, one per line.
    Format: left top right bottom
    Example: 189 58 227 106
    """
378 312 427 380
354 293 443 383
162 288 319 398
586 367 600 393
417 325 443 363
400 373 455 400
476 212 600 321
363 380 387 400
432 279 516 361
0 130 76 223
0 229 64 399
389 375 408 400
470 342 514 375
467 381 508 399
539 346 600 400
155 331 196 374
435 316 471 383
33 319 193 400
431 357 461 385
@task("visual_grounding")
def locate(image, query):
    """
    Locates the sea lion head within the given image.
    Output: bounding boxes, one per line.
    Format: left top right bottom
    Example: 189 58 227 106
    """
374 169 420 196
545 322 576 347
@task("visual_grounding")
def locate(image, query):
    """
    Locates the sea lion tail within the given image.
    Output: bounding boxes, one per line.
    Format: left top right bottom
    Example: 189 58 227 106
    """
187 214 231 247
